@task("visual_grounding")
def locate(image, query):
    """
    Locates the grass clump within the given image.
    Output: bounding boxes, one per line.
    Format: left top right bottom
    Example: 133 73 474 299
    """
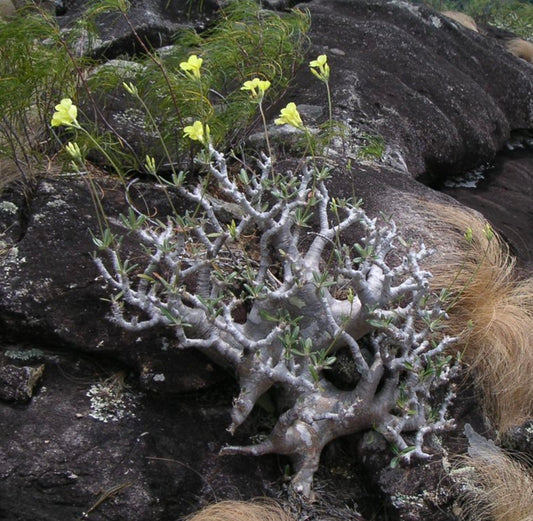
458 427 533 521
0 7 84 186
186 500 294 521
424 203 533 433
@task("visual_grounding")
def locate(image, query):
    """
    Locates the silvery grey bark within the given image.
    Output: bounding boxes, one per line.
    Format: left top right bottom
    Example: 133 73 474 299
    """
94 147 459 497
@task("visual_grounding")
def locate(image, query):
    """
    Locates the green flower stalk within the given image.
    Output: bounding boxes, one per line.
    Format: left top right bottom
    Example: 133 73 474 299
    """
242 77 273 158
309 54 332 127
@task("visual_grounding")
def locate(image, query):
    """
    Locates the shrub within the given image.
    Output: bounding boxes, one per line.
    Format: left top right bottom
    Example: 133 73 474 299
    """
59 63 463 494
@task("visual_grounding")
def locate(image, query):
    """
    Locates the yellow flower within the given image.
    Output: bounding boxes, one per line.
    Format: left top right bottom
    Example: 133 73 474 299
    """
179 54 203 79
123 82 138 96
309 54 330 82
274 102 304 129
241 77 271 99
183 120 210 144
65 142 82 161
145 155 157 175
51 98 78 127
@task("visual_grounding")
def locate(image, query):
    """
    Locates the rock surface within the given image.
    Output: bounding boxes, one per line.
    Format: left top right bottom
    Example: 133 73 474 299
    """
1 1 532 520
441 143 533 269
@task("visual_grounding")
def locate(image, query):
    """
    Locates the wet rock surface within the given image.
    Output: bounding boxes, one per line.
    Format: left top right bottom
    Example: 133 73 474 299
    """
1 0 532 520
441 144 533 269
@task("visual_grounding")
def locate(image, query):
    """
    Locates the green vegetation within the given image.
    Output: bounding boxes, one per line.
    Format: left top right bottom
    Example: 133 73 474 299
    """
0 0 310 184
418 0 533 38
0 7 82 184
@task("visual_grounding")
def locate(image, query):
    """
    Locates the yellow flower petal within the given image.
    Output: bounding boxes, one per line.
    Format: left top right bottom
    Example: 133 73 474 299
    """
51 98 78 127
274 102 304 129
183 120 209 144
309 54 327 68
241 78 271 99
179 54 203 79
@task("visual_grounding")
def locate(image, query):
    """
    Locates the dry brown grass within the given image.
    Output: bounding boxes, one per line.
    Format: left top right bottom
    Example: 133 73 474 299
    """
458 449 533 521
441 11 479 32
506 38 533 64
422 202 533 432
186 500 295 521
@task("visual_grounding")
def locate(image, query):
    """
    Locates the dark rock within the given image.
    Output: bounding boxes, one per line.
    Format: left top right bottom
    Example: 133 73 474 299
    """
290 0 533 185
377 464 460 521
0 363 44 402
0 354 279 521
441 143 533 269
1 0 532 519
0 176 226 393
57 0 220 59
502 419 533 457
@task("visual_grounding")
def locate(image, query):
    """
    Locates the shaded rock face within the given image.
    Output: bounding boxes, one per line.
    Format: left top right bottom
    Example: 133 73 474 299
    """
0 177 225 393
56 0 222 58
441 144 533 269
1 1 532 520
0 352 279 521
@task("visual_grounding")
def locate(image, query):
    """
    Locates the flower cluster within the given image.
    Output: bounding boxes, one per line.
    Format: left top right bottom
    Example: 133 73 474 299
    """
309 54 330 82
241 77 271 100
179 54 203 80
51 98 78 128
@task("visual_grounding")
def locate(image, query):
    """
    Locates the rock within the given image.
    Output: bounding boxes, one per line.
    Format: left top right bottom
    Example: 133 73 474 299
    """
502 419 533 457
0 0 16 19
57 0 220 59
0 363 44 402
0 176 226 393
1 0 532 519
441 143 533 268
0 354 279 521
289 0 533 185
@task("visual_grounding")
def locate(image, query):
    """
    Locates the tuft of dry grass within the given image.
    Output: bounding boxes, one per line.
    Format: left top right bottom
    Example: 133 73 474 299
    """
441 11 479 32
458 448 533 521
422 202 533 432
506 38 533 64
186 500 295 521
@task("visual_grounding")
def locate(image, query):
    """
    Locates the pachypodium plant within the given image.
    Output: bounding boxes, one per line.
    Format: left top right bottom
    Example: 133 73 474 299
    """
57 55 460 498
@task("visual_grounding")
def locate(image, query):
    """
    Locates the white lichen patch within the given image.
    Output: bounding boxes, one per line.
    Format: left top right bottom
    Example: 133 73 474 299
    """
431 16 442 28
46 197 69 209
87 379 139 423
1 246 26 275
5 348 45 361
112 108 157 138
391 493 425 509
0 201 18 214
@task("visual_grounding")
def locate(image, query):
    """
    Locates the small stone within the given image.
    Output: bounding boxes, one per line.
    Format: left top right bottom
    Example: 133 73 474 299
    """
0 364 44 403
